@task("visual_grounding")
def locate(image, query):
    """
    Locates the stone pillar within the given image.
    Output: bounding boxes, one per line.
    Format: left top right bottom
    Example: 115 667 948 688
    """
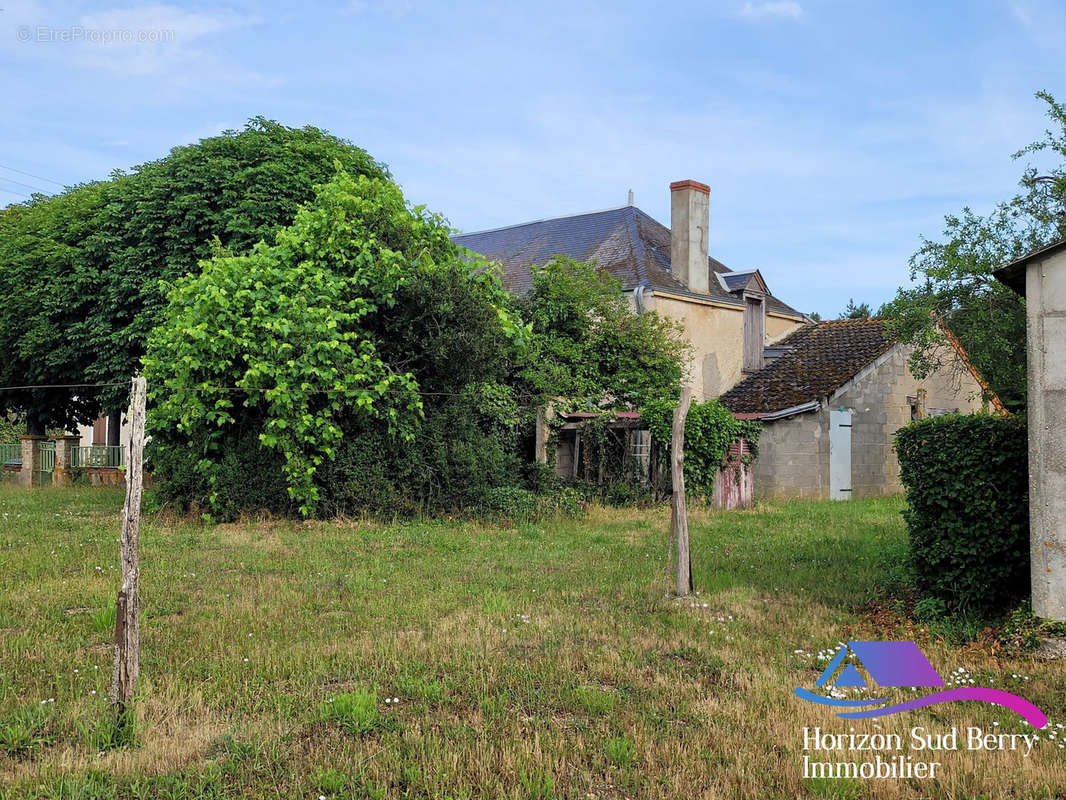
534 401 555 464
18 435 45 488
53 435 81 488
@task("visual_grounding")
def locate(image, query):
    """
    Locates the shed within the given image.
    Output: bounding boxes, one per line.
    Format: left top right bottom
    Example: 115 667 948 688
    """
995 238 1066 621
720 319 990 500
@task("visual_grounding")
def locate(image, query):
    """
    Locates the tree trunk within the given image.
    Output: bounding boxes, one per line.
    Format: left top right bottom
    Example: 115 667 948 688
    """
25 409 45 437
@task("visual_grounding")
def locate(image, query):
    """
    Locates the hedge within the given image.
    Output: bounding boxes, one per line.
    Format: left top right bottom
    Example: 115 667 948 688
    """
895 413 1029 613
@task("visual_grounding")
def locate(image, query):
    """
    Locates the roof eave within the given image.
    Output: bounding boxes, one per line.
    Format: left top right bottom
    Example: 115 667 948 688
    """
993 237 1066 296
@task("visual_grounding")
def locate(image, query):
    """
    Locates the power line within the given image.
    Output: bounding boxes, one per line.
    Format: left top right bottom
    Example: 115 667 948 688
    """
0 163 65 188
0 381 545 402
0 186 30 199
0 175 49 194
0 382 127 391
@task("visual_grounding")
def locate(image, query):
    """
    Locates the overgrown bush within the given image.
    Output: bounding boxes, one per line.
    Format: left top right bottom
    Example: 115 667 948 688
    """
144 170 525 518
895 413 1029 613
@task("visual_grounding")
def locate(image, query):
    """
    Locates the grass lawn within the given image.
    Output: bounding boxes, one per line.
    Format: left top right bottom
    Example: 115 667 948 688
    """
0 487 1063 799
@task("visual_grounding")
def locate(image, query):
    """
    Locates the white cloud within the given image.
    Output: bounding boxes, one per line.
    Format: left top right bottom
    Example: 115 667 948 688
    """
736 2 804 21
72 5 259 80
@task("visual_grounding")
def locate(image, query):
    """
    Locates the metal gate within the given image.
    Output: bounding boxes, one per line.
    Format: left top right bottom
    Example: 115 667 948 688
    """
39 440 55 486
829 409 852 500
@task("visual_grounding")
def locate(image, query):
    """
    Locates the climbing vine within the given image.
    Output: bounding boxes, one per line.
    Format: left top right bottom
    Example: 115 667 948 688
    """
640 397 761 499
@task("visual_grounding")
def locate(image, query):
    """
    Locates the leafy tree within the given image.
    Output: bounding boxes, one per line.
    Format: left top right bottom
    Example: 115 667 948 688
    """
516 257 688 409
0 118 386 434
882 92 1066 411
808 311 823 322
840 299 873 319
144 170 524 518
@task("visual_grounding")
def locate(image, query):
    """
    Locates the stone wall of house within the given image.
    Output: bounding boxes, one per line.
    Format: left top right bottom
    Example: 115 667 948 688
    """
831 345 986 497
751 407 830 500
647 293 804 400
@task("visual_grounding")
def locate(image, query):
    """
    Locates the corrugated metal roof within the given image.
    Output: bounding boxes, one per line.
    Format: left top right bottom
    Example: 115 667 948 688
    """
452 205 803 317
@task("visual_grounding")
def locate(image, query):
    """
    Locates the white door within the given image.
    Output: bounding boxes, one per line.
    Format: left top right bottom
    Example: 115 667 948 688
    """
829 409 852 501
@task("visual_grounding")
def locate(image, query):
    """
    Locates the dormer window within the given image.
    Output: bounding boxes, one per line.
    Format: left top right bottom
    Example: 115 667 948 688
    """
743 291 766 372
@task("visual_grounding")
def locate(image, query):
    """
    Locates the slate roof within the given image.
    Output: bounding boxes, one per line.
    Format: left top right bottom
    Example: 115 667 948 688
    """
451 206 804 317
719 318 896 415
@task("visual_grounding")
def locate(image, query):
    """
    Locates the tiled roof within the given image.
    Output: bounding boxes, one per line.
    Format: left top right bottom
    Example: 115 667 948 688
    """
719 318 897 414
451 206 803 317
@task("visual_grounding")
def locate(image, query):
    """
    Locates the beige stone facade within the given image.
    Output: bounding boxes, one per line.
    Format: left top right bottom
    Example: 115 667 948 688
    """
645 291 805 400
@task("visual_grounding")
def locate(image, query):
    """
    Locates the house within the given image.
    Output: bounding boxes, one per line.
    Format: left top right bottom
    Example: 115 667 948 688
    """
994 237 1066 621
719 318 994 500
452 180 810 400
76 412 128 452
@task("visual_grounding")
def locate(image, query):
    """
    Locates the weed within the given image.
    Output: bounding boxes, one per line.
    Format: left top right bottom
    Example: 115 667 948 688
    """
0 706 53 756
316 689 381 735
313 767 348 796
603 735 636 769
518 767 554 799
571 685 617 716
78 708 138 752
90 601 116 634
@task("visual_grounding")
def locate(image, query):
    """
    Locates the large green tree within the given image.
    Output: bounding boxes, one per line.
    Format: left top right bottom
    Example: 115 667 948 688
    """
144 169 525 518
0 118 386 435
515 257 688 409
883 91 1066 411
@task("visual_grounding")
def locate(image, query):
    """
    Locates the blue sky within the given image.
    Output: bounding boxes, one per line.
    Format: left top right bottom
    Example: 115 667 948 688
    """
1 0 1063 317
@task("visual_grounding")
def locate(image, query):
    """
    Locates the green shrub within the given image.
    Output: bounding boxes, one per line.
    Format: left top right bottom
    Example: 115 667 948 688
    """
895 413 1028 613
146 427 295 520
476 485 583 523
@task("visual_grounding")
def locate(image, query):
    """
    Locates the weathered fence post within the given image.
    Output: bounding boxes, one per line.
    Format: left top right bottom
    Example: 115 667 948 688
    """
672 386 693 596
112 377 146 720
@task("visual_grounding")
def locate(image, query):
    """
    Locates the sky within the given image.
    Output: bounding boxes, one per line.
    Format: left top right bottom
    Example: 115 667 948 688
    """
1 0 1064 318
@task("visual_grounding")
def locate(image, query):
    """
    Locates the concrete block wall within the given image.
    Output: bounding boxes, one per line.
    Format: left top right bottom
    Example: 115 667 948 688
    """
1024 248 1066 620
752 407 829 500
832 346 985 497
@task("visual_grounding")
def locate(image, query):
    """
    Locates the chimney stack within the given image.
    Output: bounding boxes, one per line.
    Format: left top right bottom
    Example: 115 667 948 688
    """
669 179 710 294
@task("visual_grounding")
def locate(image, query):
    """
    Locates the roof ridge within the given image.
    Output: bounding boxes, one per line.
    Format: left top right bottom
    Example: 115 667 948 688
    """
454 205 633 238
625 206 651 285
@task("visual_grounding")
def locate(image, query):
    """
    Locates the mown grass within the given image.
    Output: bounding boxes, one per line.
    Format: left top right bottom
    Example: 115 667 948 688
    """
0 487 1063 799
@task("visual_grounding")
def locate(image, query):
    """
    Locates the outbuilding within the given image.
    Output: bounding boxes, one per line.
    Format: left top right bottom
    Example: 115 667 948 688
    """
995 238 1066 621
720 318 996 500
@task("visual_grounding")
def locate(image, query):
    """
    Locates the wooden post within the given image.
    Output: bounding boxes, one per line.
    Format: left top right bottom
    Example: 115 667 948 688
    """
112 377 145 717
671 386 693 596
